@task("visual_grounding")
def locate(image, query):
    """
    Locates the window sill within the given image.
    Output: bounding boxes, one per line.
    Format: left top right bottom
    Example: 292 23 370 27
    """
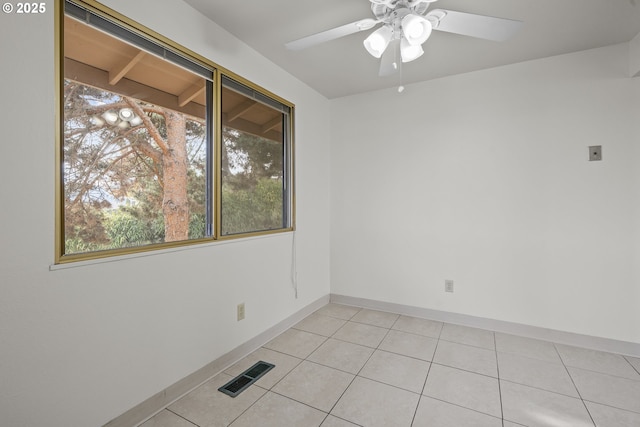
49 230 293 271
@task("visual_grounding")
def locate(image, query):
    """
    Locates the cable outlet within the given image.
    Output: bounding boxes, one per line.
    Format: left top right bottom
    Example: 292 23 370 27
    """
589 145 602 161
237 303 245 321
445 280 454 293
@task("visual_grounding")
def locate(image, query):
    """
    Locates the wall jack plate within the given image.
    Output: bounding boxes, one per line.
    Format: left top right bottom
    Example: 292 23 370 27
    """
445 280 454 293
237 303 245 321
589 145 602 161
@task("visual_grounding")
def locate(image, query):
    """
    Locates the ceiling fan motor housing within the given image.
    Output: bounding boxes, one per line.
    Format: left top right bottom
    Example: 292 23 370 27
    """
371 0 433 43
371 0 432 21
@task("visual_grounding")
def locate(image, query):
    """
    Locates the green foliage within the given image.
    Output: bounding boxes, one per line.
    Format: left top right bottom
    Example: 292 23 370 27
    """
103 209 162 247
189 213 207 239
222 130 283 181
222 178 284 235
64 237 102 254
186 165 207 239
220 127 286 235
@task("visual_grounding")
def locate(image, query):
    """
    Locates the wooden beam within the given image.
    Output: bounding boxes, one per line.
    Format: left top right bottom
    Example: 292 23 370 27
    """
226 99 256 122
261 117 282 135
65 58 206 119
178 83 205 107
108 50 146 85
222 114 282 143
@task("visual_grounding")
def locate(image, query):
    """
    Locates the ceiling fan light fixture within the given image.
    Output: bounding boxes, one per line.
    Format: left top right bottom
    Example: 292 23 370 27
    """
401 14 432 45
400 37 424 62
363 25 393 58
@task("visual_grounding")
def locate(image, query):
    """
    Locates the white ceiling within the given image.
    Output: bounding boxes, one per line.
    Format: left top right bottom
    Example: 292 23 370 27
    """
183 0 640 99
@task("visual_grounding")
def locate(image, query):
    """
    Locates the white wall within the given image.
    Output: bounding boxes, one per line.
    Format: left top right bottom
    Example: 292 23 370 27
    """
331 43 640 345
0 1 330 426
631 32 640 77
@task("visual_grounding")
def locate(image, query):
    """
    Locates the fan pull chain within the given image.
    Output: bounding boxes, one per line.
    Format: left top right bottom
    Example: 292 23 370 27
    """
398 59 405 93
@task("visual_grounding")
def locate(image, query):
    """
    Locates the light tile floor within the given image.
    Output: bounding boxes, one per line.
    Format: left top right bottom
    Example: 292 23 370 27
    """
141 303 640 427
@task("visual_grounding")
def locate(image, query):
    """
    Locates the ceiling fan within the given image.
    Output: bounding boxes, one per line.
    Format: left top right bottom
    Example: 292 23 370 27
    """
285 0 522 77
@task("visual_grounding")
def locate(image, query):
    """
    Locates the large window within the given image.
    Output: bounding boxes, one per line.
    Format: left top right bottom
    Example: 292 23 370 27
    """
57 1 293 262
221 77 292 235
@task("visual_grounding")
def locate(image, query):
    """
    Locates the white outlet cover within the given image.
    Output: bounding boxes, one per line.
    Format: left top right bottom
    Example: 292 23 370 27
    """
445 280 454 293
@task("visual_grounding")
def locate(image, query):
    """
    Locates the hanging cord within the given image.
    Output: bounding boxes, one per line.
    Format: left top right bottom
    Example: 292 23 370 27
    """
291 231 298 298
398 58 405 93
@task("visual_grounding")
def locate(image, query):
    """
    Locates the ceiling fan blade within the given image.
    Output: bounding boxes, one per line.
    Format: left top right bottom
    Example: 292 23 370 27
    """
430 9 522 42
285 19 379 51
379 39 400 77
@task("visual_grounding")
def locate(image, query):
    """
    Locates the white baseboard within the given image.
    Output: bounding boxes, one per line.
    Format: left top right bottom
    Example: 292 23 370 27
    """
330 294 640 358
104 294 330 427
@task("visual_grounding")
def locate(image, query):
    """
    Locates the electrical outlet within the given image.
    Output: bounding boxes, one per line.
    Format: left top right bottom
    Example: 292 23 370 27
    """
237 303 245 321
445 280 454 293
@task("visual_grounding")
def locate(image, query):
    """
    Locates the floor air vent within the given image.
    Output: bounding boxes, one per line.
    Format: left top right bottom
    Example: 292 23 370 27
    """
218 361 275 397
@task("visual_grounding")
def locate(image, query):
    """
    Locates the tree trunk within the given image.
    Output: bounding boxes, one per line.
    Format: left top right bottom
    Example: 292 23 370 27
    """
162 110 190 241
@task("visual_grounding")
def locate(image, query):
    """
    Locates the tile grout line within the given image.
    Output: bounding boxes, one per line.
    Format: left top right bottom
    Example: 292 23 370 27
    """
439 323 498 352
378 315 428 426
223 388 268 426
415 395 505 423
410 337 440 426
354 321 427 425
266 388 333 421
246 309 361 426
561 364 640 382
390 328 442 341
497 378 592 400
305 353 369 376
624 355 640 376
411 316 447 426
550 344 640 382
223 332 329 427
495 347 565 366
494 332 505 427
321 311 431 424
320 306 375 423
418 319 508 423
224 341 331 427
581 399 640 416
553 342 597 427
307 315 444 402
164 408 201 427
426 361 499 380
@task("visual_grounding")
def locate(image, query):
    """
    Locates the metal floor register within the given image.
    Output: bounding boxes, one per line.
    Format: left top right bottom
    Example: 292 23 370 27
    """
218 361 275 397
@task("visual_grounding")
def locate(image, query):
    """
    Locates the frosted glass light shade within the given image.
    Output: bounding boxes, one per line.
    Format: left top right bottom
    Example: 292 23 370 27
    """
401 14 432 46
400 37 424 62
363 25 394 58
